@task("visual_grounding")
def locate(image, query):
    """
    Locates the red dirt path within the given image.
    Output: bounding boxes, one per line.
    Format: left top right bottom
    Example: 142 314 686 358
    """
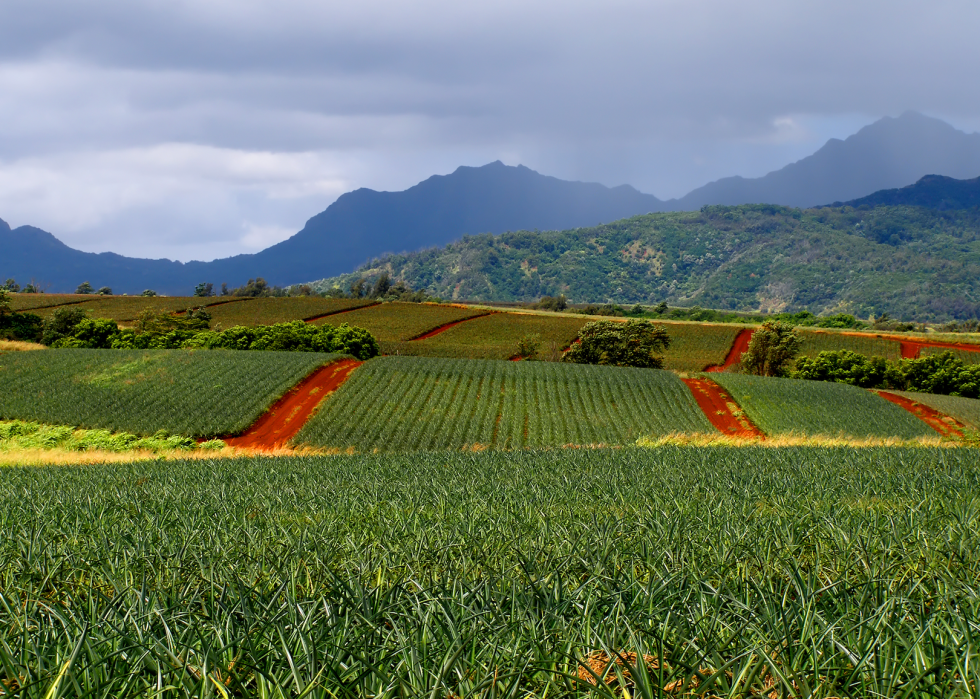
409 312 494 340
874 391 965 438
682 377 764 438
824 330 980 359
705 329 755 372
225 359 362 449
303 302 380 324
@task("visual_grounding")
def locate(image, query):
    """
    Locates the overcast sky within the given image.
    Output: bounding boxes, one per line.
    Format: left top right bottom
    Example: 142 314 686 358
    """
1 0 979 261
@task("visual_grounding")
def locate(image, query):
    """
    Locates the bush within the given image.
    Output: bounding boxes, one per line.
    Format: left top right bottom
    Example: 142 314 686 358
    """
741 321 802 377
41 307 88 346
562 319 670 368
75 281 94 294
181 321 380 359
515 334 542 359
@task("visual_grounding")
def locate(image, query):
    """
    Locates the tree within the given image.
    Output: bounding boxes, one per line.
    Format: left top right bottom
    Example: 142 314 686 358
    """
740 321 802 377
41 307 88 346
194 282 214 297
3 279 19 292
562 319 671 368
653 302 668 315
142 289 157 297
349 278 367 299
0 288 10 318
515 334 541 360
372 273 392 298
97 286 113 296
75 281 94 294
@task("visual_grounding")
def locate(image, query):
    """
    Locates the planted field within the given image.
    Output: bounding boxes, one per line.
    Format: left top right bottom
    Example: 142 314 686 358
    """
712 373 936 439
388 311 587 360
2 447 980 697
797 329 903 361
296 356 713 451
6 293 92 312
0 349 344 437
206 297 376 328
659 322 743 372
310 301 489 344
887 390 980 429
920 344 980 364
25 295 234 321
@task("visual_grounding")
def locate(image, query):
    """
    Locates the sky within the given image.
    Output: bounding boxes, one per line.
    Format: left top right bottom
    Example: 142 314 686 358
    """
1 0 979 262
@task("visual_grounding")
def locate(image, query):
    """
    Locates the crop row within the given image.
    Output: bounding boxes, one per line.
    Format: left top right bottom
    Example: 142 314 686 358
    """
205 297 375 328
0 349 344 437
295 356 714 450
712 372 936 438
1 447 979 696
310 301 489 343
797 328 903 360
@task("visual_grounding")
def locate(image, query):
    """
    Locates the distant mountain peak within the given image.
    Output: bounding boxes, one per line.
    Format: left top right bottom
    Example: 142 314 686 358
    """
0 217 10 233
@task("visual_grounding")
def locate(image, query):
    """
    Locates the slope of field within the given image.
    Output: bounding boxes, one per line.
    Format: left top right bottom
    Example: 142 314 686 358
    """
387 312 586 360
0 349 344 437
2 447 978 696
296 356 714 451
7 293 93 312
309 302 489 346
797 329 903 361
662 322 743 372
24 295 235 321
885 391 980 430
919 345 980 364
712 373 936 439
205 297 376 328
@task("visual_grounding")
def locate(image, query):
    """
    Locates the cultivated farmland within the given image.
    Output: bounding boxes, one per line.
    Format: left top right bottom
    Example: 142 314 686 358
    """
296 356 714 451
712 373 936 438
389 311 587 360
919 345 980 364
2 447 979 697
6 293 93 312
27 295 234 321
886 390 980 429
0 349 345 437
309 301 490 345
659 321 742 371
797 329 903 361
206 297 376 328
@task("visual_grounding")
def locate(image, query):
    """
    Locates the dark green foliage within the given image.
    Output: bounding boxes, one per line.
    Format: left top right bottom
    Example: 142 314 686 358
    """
793 349 980 399
228 277 287 297
562 319 671 368
2 278 19 292
181 321 380 359
534 294 567 311
40 306 88 346
75 281 94 294
0 311 43 342
0 349 344 436
96 286 112 295
741 320 803 377
313 204 980 320
0 288 8 316
1 448 979 696
52 318 122 349
193 282 214 297
514 333 541 359
141 289 157 297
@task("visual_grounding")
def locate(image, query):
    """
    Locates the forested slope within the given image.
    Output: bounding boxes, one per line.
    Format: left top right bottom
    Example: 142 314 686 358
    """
311 204 980 321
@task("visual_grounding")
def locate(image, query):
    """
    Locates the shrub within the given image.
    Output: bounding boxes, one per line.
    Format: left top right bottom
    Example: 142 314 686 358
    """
515 334 542 359
41 307 88 346
562 319 670 368
793 350 903 388
741 321 802 377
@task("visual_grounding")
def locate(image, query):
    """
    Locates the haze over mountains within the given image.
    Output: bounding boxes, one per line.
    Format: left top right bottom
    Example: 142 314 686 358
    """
2 112 979 296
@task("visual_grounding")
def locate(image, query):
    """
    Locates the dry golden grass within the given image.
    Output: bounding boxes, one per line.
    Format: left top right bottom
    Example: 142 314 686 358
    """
0 340 45 352
636 431 958 448
0 444 327 467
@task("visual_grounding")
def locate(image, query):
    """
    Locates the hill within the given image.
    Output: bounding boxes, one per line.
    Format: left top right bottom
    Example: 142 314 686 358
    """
832 174 980 210
0 163 663 295
667 112 980 209
311 204 980 321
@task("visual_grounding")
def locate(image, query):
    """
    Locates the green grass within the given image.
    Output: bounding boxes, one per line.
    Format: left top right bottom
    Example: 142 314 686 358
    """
887 390 980 429
1 447 980 697
712 372 936 438
206 297 376 328
387 311 587 360
310 301 489 344
0 349 345 437
0 419 223 452
797 328 903 361
296 356 714 451
658 321 742 372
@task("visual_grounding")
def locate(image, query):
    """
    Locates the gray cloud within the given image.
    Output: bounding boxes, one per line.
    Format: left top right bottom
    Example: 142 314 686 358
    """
1 0 979 261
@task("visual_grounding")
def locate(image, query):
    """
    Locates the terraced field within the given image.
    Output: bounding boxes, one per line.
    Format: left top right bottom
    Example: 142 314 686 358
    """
712 373 935 439
797 329 903 361
310 302 489 346
0 349 345 437
3 447 979 697
296 356 714 451
206 297 376 328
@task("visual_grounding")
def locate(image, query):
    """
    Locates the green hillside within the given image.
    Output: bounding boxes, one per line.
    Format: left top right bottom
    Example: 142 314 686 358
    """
311 204 980 321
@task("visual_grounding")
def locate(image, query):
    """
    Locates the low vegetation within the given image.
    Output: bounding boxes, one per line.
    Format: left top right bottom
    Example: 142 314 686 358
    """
0 419 224 452
309 301 489 343
296 356 713 451
712 373 937 439
2 447 979 696
204 296 375 327
0 349 346 437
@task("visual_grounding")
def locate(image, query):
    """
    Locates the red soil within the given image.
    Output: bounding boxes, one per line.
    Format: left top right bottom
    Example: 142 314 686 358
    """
409 312 493 340
823 330 980 359
303 302 380 323
705 328 755 373
873 391 966 438
224 359 362 449
682 377 764 438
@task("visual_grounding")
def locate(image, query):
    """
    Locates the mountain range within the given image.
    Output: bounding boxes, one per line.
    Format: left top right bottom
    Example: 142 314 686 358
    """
1 111 979 295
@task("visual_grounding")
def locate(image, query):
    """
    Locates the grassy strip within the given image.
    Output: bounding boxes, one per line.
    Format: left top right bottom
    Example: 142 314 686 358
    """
2 447 980 696
712 372 937 439
0 340 44 352
0 419 224 453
